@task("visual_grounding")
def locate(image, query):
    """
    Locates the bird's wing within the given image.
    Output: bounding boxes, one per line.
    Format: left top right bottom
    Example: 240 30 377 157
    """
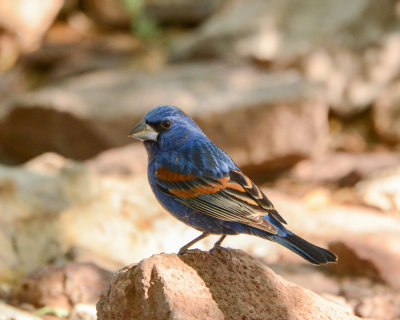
155 166 286 234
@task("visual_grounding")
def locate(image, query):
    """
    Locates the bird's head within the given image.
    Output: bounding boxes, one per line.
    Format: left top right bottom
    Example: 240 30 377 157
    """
128 105 202 152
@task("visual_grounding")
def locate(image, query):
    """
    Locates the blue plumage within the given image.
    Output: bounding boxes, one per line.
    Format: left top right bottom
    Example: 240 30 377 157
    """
129 105 337 265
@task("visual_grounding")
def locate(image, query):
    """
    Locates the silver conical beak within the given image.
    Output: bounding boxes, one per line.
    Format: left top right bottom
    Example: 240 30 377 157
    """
128 120 159 141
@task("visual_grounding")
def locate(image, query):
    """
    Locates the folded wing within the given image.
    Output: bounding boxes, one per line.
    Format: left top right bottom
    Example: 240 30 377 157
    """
155 166 286 234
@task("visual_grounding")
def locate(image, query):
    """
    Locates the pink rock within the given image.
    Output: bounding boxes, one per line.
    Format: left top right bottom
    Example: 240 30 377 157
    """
97 249 360 320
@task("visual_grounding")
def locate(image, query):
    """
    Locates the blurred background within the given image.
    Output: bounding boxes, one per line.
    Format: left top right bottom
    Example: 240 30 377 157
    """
1 0 400 319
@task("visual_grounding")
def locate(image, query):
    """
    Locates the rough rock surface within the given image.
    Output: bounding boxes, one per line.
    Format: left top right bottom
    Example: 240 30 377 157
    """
1 63 327 168
97 254 224 320
15 262 112 309
97 249 360 320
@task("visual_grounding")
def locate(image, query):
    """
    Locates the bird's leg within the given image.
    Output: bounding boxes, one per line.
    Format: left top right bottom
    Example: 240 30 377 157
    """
212 235 227 250
178 232 210 255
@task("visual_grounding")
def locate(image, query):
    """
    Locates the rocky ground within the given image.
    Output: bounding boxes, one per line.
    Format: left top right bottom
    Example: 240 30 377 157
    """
1 0 400 320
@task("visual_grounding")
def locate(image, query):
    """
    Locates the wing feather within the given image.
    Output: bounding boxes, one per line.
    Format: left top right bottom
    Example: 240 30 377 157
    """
155 166 286 234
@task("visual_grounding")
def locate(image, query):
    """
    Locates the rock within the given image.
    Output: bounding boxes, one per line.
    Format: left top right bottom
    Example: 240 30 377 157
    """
145 0 224 25
291 152 400 185
0 153 218 281
340 279 400 320
172 0 400 116
357 165 400 214
355 293 400 320
15 262 112 309
0 301 41 320
97 254 224 320
172 0 398 62
81 0 130 27
2 63 327 170
86 143 147 176
82 0 223 27
373 82 400 143
308 33 400 117
0 0 64 51
3 150 400 285
328 234 400 288
69 303 97 320
97 249 360 320
270 263 340 295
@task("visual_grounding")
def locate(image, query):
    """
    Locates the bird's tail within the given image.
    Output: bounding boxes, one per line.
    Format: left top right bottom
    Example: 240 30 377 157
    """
269 232 337 265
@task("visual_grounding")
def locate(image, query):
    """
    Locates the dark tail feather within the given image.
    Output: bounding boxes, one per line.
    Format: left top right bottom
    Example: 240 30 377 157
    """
271 233 337 265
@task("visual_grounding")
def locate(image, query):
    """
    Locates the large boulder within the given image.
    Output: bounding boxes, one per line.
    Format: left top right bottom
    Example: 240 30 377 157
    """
97 249 360 320
2 63 327 170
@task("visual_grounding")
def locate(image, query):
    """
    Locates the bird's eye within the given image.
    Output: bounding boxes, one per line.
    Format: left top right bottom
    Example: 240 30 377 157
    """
161 120 171 129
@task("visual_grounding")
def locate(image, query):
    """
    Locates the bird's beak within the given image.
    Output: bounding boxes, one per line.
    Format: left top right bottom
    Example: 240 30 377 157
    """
128 119 159 141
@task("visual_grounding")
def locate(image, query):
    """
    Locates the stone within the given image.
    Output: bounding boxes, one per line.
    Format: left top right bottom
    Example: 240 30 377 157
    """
0 301 41 320
15 262 112 309
172 0 400 116
355 293 400 320
373 82 400 143
0 153 216 281
97 254 224 320
81 0 130 27
172 0 398 62
290 152 400 185
145 0 224 25
82 0 223 27
340 279 400 320
0 0 64 51
86 143 147 176
97 249 360 320
2 63 327 170
357 165 400 214
328 234 400 288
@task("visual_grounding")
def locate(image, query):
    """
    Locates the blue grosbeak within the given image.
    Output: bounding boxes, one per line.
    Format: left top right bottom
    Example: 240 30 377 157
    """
129 105 337 265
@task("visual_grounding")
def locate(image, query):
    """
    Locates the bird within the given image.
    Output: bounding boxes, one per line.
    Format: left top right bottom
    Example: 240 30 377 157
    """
129 105 337 265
